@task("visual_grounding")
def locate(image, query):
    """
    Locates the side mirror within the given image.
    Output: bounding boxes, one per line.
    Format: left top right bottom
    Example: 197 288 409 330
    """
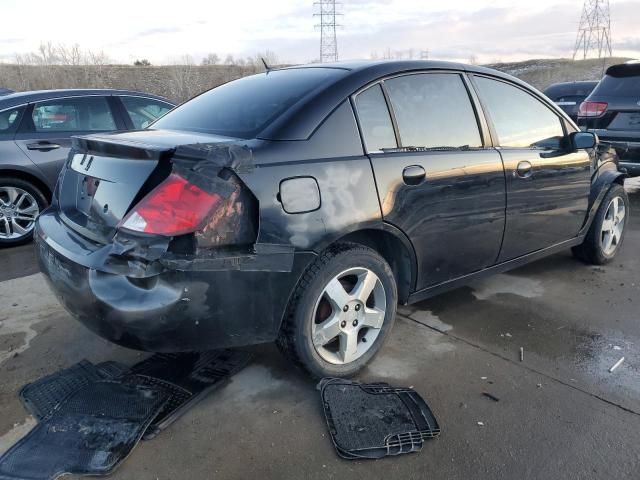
570 131 597 151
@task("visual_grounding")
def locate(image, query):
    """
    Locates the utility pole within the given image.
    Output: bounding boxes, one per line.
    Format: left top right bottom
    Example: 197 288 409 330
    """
314 0 341 63
573 0 613 60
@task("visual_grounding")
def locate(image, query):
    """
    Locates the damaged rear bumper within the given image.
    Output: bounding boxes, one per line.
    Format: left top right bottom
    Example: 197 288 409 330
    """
35 209 314 352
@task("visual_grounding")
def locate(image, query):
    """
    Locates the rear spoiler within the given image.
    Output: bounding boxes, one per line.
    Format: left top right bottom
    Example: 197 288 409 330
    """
605 62 640 78
72 135 174 160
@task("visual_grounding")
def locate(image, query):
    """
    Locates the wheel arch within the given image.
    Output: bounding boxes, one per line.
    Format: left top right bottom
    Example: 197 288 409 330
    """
581 165 627 236
0 168 53 202
327 224 417 304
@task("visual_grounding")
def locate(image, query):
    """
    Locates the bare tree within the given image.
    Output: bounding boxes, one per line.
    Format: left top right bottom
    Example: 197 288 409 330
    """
201 53 220 65
57 43 83 65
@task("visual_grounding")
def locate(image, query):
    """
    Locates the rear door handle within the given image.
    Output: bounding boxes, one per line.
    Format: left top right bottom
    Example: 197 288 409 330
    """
26 142 60 151
402 165 426 185
516 161 533 178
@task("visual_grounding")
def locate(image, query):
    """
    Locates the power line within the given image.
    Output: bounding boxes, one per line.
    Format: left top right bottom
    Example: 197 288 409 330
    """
573 0 613 60
314 0 342 63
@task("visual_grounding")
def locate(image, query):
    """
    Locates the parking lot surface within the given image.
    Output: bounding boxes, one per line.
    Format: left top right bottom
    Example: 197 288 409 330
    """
1 179 639 479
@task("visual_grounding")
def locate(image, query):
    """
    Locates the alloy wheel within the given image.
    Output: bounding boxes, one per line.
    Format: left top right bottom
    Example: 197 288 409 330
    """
311 267 387 365
0 187 40 240
600 195 625 256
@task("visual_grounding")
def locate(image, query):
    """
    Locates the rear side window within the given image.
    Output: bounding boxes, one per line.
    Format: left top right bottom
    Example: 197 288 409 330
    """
474 77 564 148
354 84 397 152
384 73 482 148
121 96 172 129
31 97 116 132
152 68 346 138
0 107 24 134
594 75 640 97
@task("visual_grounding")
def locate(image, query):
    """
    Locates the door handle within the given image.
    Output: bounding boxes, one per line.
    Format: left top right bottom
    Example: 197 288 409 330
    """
26 142 60 151
402 165 426 185
515 161 533 178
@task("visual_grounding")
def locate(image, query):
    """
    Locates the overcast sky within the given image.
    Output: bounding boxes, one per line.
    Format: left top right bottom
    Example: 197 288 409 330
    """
1 0 639 64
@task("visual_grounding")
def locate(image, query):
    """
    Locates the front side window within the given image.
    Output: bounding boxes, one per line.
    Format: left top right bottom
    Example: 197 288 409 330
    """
152 67 347 138
474 76 564 148
31 97 116 132
384 73 482 149
121 97 172 129
354 84 397 152
0 107 24 134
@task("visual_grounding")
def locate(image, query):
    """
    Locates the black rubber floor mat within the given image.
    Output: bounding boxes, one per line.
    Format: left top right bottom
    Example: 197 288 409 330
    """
0 380 167 480
19 360 128 421
129 349 253 439
319 378 441 460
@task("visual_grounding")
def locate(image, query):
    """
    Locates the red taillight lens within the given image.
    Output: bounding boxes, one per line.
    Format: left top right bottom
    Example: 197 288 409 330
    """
578 101 608 117
119 173 221 236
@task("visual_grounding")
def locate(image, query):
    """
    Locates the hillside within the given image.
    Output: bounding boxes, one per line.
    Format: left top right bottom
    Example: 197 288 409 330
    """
487 57 632 91
0 57 634 103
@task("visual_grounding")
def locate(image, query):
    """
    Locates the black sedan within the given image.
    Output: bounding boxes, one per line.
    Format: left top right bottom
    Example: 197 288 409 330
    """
0 89 174 246
543 80 598 122
35 61 628 378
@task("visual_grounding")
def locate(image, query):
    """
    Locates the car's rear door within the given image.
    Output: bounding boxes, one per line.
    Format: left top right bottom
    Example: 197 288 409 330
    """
471 75 591 261
353 71 506 290
14 95 124 189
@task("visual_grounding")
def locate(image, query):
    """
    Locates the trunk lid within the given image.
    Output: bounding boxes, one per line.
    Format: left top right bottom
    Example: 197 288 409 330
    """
56 130 238 243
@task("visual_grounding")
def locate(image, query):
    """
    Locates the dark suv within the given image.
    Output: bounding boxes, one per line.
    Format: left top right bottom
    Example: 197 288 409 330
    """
0 89 174 246
578 62 640 176
35 61 628 379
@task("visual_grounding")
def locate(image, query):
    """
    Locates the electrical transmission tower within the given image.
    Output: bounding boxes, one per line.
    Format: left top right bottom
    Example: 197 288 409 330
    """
573 0 613 60
314 0 341 63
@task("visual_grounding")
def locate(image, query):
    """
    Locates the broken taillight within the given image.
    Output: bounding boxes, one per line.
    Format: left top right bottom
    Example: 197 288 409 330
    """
578 101 608 118
119 173 221 236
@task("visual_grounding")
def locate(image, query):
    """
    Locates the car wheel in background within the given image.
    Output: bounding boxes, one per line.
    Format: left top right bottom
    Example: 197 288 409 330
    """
0 178 48 247
572 183 629 265
277 242 397 379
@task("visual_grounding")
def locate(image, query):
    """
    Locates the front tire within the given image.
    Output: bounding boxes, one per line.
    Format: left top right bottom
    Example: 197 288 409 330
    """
572 183 629 265
0 178 48 247
277 243 397 379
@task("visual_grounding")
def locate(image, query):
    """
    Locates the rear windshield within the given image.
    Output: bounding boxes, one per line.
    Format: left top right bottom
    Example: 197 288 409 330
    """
594 75 640 97
152 68 346 138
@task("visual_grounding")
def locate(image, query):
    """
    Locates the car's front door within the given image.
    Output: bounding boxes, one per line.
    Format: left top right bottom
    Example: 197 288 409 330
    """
353 72 506 290
14 96 122 189
471 75 592 262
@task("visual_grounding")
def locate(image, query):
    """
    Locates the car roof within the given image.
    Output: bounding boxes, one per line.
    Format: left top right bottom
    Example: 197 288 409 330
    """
543 81 599 98
0 88 174 110
260 59 540 141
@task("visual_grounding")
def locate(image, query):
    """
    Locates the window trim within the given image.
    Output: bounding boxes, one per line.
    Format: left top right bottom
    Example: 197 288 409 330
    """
351 70 491 155
468 73 568 150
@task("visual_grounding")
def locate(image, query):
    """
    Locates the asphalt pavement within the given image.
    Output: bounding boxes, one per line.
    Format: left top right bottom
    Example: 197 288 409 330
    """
0 179 639 479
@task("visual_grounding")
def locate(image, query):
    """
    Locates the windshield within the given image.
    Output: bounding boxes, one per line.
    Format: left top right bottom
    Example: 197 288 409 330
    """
152 67 346 138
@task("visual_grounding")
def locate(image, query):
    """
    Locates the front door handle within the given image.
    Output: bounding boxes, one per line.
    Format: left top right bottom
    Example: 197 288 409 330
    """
26 142 60 151
402 165 426 185
516 161 533 178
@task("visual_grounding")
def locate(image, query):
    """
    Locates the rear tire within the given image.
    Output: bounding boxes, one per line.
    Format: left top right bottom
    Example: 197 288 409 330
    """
572 183 629 265
0 177 48 248
277 242 397 379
